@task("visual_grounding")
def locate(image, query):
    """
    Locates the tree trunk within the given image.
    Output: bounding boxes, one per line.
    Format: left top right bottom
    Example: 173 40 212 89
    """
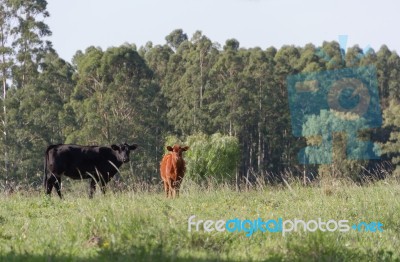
2 69 8 189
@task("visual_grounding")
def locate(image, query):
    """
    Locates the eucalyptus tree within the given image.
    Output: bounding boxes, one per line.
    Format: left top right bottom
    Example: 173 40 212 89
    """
69 44 165 180
319 41 345 70
0 0 51 185
207 39 244 136
0 0 14 185
270 45 300 173
387 51 400 102
5 51 75 180
9 0 52 89
380 100 400 176
165 29 188 51
163 30 218 135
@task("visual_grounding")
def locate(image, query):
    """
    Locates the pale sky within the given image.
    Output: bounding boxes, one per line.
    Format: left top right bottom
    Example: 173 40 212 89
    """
46 0 399 62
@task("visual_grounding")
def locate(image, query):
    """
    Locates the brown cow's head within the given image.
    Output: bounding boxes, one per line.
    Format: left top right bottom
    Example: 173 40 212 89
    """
111 143 138 163
167 144 189 159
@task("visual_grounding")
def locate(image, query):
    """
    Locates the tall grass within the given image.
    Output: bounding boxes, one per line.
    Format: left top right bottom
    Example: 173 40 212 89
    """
0 176 399 261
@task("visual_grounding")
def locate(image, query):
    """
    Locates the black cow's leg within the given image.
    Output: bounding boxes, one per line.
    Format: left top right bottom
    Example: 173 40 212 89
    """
46 174 62 199
100 180 107 195
54 176 63 199
89 179 97 199
99 174 110 196
46 176 54 195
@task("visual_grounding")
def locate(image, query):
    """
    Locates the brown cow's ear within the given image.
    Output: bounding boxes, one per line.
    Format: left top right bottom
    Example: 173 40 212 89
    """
166 146 173 151
111 144 120 151
129 144 138 150
182 146 189 151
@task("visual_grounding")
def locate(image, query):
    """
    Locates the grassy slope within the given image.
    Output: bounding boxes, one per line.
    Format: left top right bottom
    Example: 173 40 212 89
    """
0 179 399 262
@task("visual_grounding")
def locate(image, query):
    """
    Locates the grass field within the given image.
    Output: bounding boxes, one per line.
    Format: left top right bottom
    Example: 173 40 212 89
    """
0 178 399 262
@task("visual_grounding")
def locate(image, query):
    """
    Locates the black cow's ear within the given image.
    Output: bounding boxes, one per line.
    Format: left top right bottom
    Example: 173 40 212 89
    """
166 146 173 151
111 144 120 151
182 146 189 151
129 144 138 150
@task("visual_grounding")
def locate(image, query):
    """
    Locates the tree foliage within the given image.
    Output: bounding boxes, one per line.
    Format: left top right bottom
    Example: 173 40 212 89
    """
381 100 400 176
301 110 371 180
0 13 399 187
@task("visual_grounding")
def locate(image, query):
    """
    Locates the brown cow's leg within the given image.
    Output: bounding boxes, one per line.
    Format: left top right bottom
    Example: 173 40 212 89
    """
174 178 183 198
172 188 176 198
163 180 169 198
171 179 177 199
167 179 173 198
175 183 180 198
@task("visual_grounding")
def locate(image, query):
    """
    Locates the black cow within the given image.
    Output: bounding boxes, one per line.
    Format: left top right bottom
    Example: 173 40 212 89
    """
44 143 138 198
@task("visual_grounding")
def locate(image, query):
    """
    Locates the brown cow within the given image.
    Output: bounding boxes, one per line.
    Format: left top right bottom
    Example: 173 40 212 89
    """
160 144 189 198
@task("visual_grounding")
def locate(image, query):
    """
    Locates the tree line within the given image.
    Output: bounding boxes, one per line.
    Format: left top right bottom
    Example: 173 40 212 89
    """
1 1 399 189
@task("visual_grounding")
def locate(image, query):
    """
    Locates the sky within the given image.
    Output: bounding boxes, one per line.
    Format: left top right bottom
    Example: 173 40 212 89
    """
46 0 400 62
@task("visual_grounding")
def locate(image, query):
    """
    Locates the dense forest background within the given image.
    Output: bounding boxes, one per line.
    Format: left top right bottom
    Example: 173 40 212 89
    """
0 0 399 190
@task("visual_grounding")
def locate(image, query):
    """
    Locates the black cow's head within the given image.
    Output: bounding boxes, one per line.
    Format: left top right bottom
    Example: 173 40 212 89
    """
111 143 138 163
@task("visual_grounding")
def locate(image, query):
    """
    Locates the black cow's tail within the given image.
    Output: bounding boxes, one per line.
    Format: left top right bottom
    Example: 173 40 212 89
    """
43 148 48 191
44 144 57 192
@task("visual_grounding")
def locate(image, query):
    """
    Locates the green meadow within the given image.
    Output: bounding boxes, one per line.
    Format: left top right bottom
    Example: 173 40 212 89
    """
0 178 399 262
